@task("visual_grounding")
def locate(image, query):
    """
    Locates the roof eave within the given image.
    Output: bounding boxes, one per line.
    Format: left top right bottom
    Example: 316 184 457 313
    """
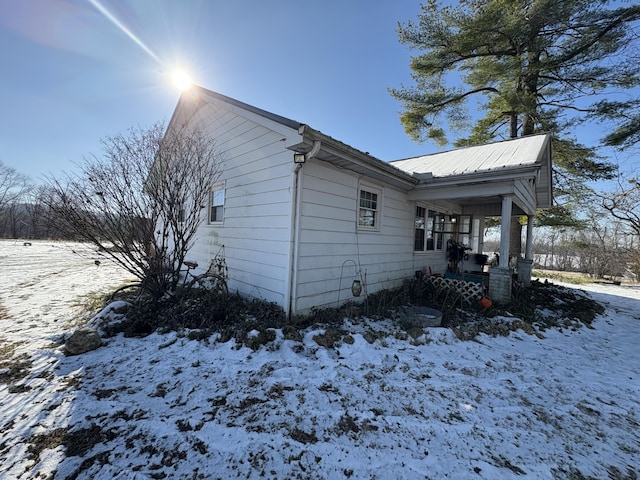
291 125 419 190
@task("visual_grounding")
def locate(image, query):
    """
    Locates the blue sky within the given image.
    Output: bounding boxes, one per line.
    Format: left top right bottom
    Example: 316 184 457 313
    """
0 0 433 181
0 0 635 184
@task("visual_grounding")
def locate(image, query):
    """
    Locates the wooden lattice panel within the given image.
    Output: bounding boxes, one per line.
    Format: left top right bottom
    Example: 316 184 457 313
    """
427 276 484 304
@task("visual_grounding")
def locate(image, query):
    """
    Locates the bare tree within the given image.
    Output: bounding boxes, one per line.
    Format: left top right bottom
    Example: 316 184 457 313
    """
595 175 640 237
45 122 223 297
0 160 32 238
22 185 55 239
0 160 31 209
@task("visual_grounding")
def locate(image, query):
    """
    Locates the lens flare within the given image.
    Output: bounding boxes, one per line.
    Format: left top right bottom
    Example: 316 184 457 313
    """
88 0 161 64
172 70 192 91
87 0 196 92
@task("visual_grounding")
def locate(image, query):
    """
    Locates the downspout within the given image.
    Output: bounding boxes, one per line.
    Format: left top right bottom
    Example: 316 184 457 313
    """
287 140 321 317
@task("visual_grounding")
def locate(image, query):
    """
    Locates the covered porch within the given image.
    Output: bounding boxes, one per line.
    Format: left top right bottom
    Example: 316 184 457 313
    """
393 133 553 304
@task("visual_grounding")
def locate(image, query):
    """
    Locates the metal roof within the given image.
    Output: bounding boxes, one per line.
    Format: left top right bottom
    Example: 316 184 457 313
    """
389 134 551 177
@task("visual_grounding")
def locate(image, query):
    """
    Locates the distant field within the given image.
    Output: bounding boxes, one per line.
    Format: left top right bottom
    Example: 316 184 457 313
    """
533 268 633 285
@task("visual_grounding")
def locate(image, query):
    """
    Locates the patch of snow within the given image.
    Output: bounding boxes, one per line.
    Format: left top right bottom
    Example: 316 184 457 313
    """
1 240 639 479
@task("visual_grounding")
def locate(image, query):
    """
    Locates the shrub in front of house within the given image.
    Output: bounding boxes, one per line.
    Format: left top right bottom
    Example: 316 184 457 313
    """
98 276 604 346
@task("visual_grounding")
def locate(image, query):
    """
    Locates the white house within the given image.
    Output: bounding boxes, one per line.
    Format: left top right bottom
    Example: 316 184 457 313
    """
166 86 553 314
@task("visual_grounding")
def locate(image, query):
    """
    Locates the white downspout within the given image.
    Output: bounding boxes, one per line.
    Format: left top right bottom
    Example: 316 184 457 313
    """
287 140 320 317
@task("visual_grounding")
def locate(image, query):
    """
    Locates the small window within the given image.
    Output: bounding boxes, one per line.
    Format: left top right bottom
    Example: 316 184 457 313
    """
414 206 426 251
432 211 445 250
358 186 381 230
209 186 225 223
415 207 446 252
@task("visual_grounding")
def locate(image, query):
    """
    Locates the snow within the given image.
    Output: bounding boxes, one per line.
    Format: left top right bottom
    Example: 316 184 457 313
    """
1 240 639 479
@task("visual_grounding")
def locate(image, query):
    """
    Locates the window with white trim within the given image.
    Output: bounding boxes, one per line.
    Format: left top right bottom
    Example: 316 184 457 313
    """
415 205 473 252
358 185 381 230
414 206 426 250
209 186 225 224
416 207 442 251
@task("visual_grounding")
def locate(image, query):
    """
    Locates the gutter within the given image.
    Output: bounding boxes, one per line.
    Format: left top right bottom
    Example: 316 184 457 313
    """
296 125 418 190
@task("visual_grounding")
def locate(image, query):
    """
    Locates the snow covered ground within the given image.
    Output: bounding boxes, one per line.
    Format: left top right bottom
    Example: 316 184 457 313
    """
0 240 639 479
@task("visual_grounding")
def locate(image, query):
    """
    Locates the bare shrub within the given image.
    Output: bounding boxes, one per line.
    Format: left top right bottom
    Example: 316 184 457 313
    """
44 122 223 297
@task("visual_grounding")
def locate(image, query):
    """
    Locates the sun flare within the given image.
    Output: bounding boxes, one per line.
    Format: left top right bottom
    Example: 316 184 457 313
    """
171 70 193 91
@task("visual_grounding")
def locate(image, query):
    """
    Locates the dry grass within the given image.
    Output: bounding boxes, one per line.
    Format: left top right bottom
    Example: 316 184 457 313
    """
0 352 31 384
0 340 24 363
533 269 594 285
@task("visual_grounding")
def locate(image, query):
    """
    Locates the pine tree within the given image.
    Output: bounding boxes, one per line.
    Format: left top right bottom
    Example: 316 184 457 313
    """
391 0 640 228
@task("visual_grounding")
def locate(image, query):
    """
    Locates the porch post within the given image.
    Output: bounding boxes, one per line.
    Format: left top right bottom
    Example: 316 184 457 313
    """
498 196 512 268
477 216 485 254
489 195 513 304
518 215 535 286
525 215 534 260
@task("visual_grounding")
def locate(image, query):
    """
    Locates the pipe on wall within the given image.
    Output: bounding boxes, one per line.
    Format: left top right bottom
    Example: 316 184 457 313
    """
287 140 321 317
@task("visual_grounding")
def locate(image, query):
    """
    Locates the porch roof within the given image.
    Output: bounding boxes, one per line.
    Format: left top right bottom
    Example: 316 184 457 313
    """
390 134 551 177
390 134 553 216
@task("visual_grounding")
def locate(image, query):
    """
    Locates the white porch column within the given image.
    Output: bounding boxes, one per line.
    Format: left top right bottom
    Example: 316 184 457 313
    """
525 215 534 260
490 195 514 304
477 216 485 254
518 215 535 286
498 195 512 268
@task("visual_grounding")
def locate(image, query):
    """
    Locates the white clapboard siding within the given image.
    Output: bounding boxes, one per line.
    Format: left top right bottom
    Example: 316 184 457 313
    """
182 98 299 307
293 160 416 312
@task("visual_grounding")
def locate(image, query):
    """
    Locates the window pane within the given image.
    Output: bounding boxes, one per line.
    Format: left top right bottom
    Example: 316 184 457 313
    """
360 190 377 210
426 211 434 250
414 228 425 251
210 205 223 222
212 189 224 206
415 206 425 229
415 206 425 251
426 209 445 250
359 209 375 227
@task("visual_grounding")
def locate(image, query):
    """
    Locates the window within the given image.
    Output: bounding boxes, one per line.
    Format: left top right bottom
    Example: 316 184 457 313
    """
432 211 445 250
415 206 473 252
209 186 225 223
358 186 381 230
415 206 426 251
414 207 442 251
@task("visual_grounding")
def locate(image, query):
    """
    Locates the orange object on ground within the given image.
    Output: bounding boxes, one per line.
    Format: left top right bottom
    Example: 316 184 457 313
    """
479 296 492 308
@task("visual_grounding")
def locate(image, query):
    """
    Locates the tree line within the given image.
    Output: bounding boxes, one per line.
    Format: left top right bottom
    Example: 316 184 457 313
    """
0 163 56 239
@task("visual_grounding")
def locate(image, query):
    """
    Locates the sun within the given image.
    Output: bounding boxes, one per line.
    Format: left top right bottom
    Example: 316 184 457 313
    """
171 69 193 91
